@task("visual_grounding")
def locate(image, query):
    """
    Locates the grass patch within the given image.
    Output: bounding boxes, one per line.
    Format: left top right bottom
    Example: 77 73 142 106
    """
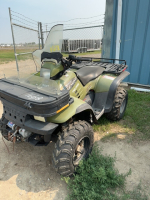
93 89 150 141
63 146 148 200
64 146 131 200
0 48 101 64
123 89 150 140
0 48 37 64
0 49 15 63
126 183 148 200
93 116 111 132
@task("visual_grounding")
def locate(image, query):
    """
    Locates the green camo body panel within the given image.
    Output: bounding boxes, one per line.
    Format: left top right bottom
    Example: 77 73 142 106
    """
46 69 118 123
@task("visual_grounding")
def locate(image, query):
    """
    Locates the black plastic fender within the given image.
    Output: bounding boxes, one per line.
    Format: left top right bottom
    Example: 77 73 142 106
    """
76 103 94 114
105 71 130 113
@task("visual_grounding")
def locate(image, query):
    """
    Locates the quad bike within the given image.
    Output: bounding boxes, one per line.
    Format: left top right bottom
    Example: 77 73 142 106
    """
0 25 129 176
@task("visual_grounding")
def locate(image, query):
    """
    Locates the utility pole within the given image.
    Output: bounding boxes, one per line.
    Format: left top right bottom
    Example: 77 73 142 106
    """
38 22 41 49
46 25 48 38
40 22 44 48
8 7 19 71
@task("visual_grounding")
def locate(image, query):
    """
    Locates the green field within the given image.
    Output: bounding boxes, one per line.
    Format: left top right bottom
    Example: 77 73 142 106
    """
0 48 101 64
0 48 39 64
0 48 15 63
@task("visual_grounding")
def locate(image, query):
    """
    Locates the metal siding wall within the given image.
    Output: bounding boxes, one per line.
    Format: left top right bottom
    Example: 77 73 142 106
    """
139 2 150 85
110 0 118 59
102 0 115 58
120 0 150 85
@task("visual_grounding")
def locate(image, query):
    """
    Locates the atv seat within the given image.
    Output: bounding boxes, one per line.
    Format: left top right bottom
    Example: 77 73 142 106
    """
75 66 104 86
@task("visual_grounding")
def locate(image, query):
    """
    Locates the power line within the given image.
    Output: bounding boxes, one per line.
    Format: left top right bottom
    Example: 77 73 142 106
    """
43 14 105 25
42 24 104 33
11 14 38 25
63 18 104 26
11 9 38 23
11 18 38 29
63 25 104 31
44 18 104 31
11 9 104 29
63 23 104 30
64 19 104 27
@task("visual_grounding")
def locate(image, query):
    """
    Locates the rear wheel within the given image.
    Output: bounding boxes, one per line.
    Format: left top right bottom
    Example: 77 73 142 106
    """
106 87 128 121
52 120 94 176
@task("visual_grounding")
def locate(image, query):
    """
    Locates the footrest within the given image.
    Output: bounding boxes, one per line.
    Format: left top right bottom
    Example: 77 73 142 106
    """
93 108 104 120
28 134 49 146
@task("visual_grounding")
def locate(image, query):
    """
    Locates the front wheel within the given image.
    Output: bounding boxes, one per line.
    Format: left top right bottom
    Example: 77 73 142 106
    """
105 87 128 121
52 120 94 176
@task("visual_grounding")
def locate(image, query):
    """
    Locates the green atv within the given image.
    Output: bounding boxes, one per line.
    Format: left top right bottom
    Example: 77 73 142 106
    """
0 25 129 176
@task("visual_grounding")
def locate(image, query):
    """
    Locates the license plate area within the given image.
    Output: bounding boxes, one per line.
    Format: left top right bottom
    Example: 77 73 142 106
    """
7 121 14 129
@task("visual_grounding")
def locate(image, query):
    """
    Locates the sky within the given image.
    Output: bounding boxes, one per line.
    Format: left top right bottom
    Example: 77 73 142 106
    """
0 0 106 44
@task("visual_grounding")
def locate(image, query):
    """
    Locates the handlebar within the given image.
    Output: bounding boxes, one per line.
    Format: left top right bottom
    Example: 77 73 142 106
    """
61 55 92 72
67 55 92 62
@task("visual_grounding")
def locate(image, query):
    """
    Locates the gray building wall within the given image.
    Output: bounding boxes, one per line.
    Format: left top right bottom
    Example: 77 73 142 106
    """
102 0 115 58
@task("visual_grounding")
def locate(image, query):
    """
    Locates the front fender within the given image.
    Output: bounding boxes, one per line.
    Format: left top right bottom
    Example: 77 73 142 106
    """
46 96 93 123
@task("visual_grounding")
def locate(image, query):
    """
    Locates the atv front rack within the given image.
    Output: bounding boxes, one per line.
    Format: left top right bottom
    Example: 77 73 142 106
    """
68 55 127 74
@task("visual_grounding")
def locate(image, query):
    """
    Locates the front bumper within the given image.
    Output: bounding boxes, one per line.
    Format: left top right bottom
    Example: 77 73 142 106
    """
3 99 58 135
19 118 58 135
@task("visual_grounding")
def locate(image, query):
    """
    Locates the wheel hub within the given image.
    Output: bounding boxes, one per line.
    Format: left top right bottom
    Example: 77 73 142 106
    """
73 137 90 165
120 98 126 114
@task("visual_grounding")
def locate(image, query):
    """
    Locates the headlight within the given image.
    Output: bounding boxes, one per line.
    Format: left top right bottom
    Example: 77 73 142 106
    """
34 116 45 122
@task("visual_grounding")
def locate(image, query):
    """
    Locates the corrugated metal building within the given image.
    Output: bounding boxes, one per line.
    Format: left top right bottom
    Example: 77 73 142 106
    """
102 0 150 85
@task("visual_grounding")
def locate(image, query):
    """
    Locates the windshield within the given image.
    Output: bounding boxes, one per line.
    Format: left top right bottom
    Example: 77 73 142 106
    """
1 69 61 95
33 24 63 70
0 25 64 96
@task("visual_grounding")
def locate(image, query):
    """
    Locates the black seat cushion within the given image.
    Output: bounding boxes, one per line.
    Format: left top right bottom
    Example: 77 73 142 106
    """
75 66 104 86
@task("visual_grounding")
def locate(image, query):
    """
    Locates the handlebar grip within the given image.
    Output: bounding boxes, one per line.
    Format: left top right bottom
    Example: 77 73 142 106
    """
68 55 76 61
68 55 92 62
76 57 92 62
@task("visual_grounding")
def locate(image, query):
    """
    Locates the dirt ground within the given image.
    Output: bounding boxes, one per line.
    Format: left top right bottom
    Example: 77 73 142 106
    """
0 60 150 200
0 59 37 76
0 53 101 75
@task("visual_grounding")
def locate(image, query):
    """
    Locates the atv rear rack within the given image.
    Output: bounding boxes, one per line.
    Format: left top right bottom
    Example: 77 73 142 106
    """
68 55 127 74
84 60 127 74
93 57 127 74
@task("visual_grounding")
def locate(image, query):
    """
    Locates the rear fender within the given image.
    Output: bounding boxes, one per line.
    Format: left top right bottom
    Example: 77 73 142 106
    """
105 71 130 112
46 96 94 123
93 71 130 113
95 74 116 93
